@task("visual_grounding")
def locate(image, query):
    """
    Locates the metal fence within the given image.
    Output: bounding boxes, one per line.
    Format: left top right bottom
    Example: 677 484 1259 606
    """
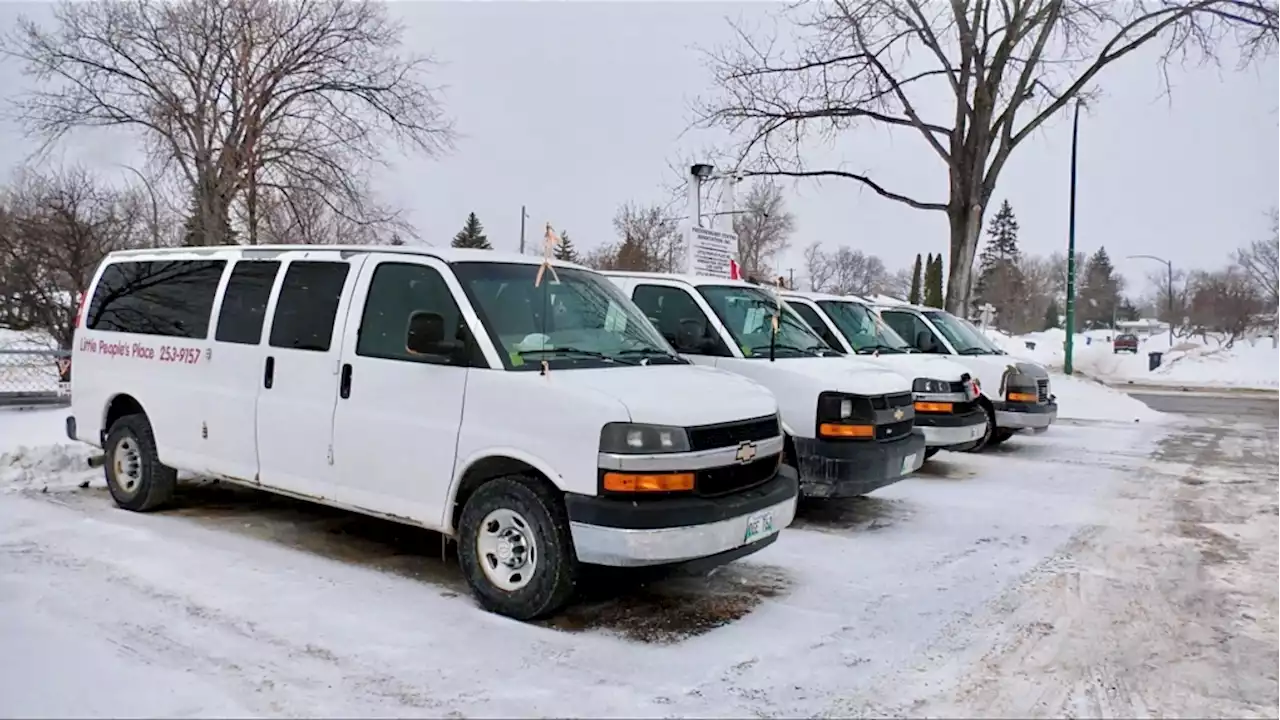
0 349 71 407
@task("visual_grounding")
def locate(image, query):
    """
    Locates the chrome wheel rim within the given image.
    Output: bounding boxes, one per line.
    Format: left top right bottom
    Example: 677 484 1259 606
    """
111 436 143 497
475 508 537 592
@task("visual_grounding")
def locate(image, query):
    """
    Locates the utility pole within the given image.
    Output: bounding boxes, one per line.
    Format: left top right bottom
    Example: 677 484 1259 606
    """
788 268 795 289
1064 100 1081 376
519 205 528 254
1127 254 1175 347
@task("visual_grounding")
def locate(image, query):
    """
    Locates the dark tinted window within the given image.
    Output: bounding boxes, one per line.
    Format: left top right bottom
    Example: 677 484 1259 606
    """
87 260 226 338
268 261 349 352
215 260 281 345
789 302 842 349
357 263 470 366
882 311 943 353
631 284 729 356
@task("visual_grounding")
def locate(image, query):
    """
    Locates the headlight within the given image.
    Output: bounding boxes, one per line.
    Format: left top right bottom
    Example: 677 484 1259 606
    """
599 423 691 454
912 378 953 394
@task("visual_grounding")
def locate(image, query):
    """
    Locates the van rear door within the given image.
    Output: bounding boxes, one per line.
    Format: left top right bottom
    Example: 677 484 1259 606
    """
255 254 364 501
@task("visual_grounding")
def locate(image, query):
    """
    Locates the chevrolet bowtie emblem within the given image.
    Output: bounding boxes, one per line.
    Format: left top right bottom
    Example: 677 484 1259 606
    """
893 408 905 421
735 441 757 464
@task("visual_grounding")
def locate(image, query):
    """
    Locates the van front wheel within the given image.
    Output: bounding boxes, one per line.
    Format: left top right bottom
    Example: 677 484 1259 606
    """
104 413 176 512
457 476 578 620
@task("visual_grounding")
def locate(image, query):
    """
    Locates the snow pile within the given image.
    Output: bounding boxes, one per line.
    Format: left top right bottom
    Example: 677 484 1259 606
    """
1048 373 1165 424
0 408 97 492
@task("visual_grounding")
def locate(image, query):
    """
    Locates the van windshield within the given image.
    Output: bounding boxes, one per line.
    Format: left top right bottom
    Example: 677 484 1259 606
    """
697 285 839 358
452 262 685 371
923 310 1005 355
816 300 914 354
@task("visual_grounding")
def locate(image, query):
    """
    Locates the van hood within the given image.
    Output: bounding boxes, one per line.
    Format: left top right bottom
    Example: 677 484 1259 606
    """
718 356 912 396
863 353 972 383
551 364 777 427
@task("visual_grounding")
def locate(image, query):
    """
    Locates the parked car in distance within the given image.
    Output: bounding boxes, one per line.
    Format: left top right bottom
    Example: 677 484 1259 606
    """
68 245 800 620
780 290 988 457
869 300 1057 448
603 271 925 500
1113 333 1140 354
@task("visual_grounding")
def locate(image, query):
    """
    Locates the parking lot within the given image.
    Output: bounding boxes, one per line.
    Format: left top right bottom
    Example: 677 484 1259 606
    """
1 398 1276 718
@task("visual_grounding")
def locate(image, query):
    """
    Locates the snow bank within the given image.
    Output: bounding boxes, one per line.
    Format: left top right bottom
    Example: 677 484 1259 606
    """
0 408 97 492
1049 373 1165 423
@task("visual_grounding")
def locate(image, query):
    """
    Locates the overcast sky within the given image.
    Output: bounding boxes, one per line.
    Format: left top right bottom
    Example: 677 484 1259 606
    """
0 1 1275 296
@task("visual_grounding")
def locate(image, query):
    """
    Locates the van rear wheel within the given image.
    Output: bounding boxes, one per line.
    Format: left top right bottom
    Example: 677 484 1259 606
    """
457 476 578 620
104 413 176 512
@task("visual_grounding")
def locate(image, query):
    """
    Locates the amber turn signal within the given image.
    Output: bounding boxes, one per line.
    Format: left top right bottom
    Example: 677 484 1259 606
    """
914 401 953 413
1006 391 1037 403
818 423 875 439
602 472 695 493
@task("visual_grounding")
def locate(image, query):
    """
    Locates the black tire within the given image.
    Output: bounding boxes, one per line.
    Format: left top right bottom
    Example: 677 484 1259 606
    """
103 413 176 512
923 447 941 460
456 476 578 620
987 427 1017 446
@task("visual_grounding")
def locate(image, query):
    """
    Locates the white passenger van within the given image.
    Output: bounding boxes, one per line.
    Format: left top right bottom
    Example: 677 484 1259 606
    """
867 300 1057 447
779 290 988 457
603 272 924 499
67 245 799 619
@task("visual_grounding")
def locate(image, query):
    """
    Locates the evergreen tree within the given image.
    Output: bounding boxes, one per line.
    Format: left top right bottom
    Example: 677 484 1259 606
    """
923 254 945 308
972 199 1027 329
907 253 923 304
182 193 233 247
1043 298 1061 329
451 212 492 249
1078 246 1120 328
388 233 406 246
553 230 579 263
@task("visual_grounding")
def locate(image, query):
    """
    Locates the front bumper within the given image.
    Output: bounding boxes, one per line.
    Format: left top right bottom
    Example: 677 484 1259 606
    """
915 408 988 448
792 430 926 499
565 465 799 568
994 401 1058 430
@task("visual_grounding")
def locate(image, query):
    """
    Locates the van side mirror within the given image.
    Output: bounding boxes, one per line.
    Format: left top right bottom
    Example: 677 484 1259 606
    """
406 310 466 361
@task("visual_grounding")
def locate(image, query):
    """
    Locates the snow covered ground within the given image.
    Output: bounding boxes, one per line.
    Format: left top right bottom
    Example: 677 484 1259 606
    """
2 397 1275 718
988 328 1279 392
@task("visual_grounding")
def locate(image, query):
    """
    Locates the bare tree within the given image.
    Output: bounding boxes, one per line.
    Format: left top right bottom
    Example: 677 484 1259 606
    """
0 166 148 348
732 180 796 279
1233 208 1279 346
694 0 1277 317
883 266 914 300
1186 266 1265 345
3 0 453 246
591 202 683 272
804 242 888 296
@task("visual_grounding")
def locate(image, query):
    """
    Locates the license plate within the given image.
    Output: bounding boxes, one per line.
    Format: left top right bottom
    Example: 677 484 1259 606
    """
900 453 918 474
743 509 776 544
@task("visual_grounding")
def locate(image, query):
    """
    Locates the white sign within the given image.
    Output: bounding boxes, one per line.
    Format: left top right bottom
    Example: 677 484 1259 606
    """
686 225 738 278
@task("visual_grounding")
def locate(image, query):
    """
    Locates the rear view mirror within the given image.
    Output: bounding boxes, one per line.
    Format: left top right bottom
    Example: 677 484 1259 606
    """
406 310 465 360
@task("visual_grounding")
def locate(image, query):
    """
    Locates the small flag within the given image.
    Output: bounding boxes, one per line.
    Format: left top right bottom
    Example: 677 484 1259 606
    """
729 258 740 280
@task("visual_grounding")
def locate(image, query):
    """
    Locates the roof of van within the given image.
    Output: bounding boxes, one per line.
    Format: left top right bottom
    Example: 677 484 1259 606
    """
779 289 873 304
106 244 589 270
599 270 759 288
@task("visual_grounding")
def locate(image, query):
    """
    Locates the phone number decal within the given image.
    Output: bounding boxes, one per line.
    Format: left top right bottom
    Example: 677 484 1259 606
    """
79 338 203 364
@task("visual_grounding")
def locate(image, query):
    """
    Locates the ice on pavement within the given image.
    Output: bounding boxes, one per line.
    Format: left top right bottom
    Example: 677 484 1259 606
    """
0 392 1197 717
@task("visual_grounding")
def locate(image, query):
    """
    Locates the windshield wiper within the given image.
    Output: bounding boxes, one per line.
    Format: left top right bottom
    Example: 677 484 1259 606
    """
957 347 994 355
517 347 638 365
617 348 686 364
854 344 906 355
750 342 823 357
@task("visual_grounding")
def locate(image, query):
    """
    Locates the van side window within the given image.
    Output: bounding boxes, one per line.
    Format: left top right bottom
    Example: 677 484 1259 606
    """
356 262 471 367
631 284 729 356
882 311 939 352
215 260 281 345
87 260 226 338
790 303 842 349
268 261 349 352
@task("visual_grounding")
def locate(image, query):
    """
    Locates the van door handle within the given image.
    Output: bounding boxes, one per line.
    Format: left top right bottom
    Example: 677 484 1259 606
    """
339 363 353 399
264 356 275 389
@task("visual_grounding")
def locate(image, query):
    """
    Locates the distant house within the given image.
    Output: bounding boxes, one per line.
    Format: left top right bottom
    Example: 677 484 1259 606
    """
1115 318 1170 338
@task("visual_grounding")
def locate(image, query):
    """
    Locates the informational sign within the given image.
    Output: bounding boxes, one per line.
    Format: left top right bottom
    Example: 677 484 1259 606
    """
686 225 739 279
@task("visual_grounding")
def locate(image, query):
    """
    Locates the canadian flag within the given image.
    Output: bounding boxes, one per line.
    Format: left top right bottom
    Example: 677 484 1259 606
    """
729 258 741 280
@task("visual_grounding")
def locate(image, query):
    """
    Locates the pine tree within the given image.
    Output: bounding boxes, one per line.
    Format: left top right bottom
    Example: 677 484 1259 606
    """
451 212 492 249
907 253 923 304
972 199 1027 329
1078 246 1119 328
921 254 943 308
553 230 579 263
1043 298 1061 329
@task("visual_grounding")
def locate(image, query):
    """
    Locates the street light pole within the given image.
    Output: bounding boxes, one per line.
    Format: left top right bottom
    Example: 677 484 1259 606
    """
1126 254 1175 346
519 205 528 254
1064 100 1082 375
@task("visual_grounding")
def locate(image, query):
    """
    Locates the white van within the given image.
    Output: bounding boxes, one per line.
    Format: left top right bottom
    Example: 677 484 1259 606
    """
868 300 1057 446
779 290 988 456
66 245 798 619
603 272 924 499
